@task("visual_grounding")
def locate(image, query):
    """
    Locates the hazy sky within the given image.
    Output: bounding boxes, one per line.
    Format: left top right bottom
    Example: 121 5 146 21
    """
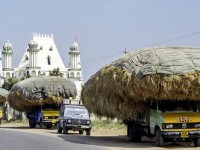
1 0 200 82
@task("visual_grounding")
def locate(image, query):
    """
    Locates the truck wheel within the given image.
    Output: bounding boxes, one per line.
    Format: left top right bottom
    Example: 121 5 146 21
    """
79 131 84 134
128 125 141 142
194 138 200 147
155 128 164 147
57 127 62 133
0 118 1 125
46 124 52 129
63 128 68 134
86 129 91 136
29 122 36 128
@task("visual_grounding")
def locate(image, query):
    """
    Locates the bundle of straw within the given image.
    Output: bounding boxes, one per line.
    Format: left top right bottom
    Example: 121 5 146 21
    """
82 47 200 119
8 76 77 112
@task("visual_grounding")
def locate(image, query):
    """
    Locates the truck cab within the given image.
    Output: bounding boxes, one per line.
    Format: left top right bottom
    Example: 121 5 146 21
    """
126 100 200 147
150 100 200 147
27 104 59 129
57 99 92 135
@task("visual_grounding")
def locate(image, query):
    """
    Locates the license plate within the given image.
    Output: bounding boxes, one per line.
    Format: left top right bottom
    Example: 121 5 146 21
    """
181 131 188 138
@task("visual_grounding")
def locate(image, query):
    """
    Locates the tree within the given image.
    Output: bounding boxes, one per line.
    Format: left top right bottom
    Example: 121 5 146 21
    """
49 68 62 77
2 78 20 91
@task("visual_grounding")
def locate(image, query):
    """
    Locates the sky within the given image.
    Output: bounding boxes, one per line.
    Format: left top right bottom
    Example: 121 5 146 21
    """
0 0 200 82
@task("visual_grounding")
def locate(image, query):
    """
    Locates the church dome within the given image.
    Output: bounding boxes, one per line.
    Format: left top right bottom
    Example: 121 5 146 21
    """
3 40 13 51
70 42 79 51
28 39 38 49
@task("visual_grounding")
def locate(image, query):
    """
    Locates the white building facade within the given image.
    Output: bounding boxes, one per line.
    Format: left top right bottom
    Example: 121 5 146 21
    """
1 33 84 99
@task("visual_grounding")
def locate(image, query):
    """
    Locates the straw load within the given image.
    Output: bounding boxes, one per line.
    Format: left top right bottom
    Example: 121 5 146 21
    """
8 76 77 112
82 47 200 119
0 88 9 104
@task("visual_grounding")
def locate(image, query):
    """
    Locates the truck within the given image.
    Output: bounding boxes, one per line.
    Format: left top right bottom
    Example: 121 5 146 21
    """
27 104 59 129
57 99 92 135
125 100 200 147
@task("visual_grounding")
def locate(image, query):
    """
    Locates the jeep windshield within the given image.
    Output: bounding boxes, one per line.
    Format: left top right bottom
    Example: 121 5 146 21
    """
64 106 89 118
158 100 198 112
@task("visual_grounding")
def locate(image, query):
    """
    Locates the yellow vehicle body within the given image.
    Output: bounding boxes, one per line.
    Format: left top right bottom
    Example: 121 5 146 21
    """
42 110 59 124
161 112 200 137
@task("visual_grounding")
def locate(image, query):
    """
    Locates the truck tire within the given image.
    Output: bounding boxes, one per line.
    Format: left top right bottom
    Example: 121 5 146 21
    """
29 122 36 128
0 118 1 125
57 127 62 133
128 124 142 142
79 131 84 134
155 128 164 147
46 124 52 129
194 138 200 147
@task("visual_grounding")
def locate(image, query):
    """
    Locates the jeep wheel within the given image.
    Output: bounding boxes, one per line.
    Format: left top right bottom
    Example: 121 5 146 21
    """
79 131 84 134
155 128 164 147
63 128 68 134
86 129 91 136
194 138 200 147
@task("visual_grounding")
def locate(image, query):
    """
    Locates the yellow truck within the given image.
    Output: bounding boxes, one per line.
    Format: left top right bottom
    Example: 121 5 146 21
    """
125 100 200 147
41 104 60 128
27 104 59 128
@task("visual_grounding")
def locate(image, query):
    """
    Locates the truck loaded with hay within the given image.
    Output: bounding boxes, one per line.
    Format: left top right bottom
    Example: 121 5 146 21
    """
8 76 77 128
81 47 200 147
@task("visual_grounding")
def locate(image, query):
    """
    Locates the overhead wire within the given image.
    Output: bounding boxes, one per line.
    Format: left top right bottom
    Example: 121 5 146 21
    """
82 30 200 65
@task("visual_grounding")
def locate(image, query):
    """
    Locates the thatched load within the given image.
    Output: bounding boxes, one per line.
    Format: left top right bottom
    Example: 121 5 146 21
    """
8 76 77 112
0 88 9 104
82 47 200 119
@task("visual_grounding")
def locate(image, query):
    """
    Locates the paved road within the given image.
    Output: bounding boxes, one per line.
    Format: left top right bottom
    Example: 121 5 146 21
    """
0 128 108 150
0 127 199 150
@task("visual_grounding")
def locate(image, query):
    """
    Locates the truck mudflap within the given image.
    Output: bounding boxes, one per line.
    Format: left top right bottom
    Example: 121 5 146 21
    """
161 131 200 139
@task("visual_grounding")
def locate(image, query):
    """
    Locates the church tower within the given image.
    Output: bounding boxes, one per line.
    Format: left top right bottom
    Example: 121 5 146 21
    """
68 41 83 99
2 40 14 78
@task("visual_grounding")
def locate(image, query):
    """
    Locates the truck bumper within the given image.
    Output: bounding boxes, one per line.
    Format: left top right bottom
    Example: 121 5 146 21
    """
42 119 58 124
161 131 200 139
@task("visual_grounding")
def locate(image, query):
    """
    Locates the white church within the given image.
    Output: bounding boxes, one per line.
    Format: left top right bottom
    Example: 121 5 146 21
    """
0 33 84 99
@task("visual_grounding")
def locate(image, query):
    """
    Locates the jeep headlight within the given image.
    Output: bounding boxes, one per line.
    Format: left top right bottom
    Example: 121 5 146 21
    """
67 119 71 123
195 124 200 128
86 120 90 124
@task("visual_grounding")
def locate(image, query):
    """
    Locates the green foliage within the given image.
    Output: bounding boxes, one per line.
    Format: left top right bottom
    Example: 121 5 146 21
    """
49 68 62 77
2 78 20 90
92 119 125 129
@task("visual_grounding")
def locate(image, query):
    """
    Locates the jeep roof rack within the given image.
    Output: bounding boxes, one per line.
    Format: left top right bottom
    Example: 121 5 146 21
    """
61 99 83 105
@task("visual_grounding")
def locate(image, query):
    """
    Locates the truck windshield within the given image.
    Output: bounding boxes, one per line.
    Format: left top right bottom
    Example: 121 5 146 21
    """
158 100 198 112
64 106 88 116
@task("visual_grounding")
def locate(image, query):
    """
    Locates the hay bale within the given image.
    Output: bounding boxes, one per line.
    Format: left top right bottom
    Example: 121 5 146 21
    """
0 88 9 104
8 76 77 112
82 47 200 119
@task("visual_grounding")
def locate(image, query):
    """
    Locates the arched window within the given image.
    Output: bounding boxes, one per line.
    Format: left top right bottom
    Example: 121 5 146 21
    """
77 72 80 78
70 72 74 78
6 72 10 78
31 70 36 76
